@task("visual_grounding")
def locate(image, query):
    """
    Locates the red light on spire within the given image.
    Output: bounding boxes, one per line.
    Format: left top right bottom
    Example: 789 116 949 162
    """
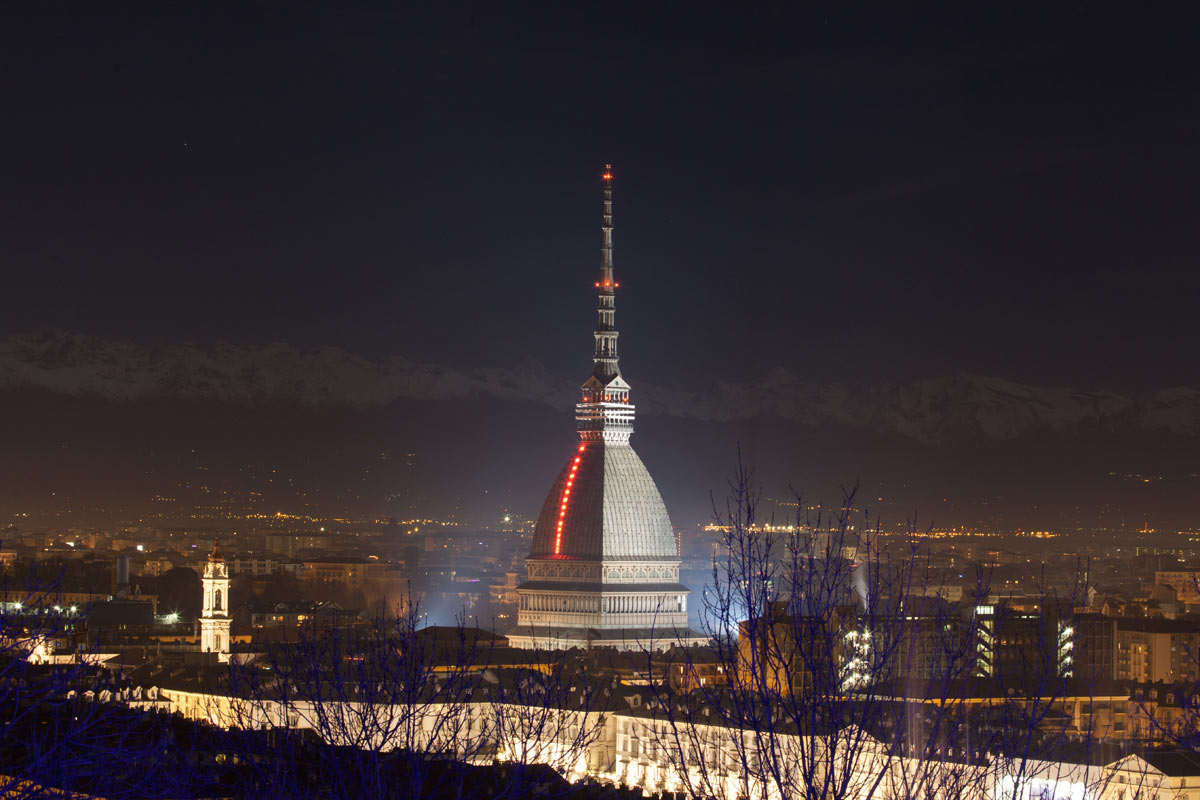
602 164 613 181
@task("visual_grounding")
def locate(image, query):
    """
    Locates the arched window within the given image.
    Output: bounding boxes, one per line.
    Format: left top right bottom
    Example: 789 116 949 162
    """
214 589 223 612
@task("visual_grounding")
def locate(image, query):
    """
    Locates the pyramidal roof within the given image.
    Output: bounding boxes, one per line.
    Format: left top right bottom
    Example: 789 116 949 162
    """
529 167 677 564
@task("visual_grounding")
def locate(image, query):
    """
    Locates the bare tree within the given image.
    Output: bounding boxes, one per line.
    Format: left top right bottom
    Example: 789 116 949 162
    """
482 650 609 796
220 595 490 799
642 457 1144 800
0 562 174 799
215 591 607 798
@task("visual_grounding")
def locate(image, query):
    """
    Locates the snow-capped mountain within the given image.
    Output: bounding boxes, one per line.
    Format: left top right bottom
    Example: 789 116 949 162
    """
2 330 1198 446
0 330 577 410
635 370 1155 444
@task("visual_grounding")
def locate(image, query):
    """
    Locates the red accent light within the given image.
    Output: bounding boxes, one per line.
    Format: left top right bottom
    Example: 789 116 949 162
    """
555 443 586 555
602 173 613 181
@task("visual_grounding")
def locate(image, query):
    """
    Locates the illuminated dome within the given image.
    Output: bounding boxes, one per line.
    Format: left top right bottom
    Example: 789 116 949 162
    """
529 441 678 562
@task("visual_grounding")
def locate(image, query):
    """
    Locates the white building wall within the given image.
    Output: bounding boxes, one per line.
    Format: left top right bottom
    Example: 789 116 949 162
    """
141 689 1192 800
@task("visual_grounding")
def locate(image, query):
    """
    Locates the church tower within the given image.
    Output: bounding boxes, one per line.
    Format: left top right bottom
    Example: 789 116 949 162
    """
199 542 232 662
509 167 706 652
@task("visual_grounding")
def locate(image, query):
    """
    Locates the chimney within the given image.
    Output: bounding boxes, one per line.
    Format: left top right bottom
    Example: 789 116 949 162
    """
115 555 130 598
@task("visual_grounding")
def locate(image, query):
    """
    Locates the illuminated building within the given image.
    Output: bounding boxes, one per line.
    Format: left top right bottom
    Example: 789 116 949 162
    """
734 601 861 696
971 601 1103 682
509 167 705 651
736 602 812 697
199 542 232 662
1115 618 1200 683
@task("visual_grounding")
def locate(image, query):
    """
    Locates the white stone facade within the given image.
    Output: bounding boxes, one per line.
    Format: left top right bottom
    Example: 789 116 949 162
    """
142 685 1191 800
199 545 231 662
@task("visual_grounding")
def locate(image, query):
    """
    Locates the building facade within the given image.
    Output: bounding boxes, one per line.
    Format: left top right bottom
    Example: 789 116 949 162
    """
1116 618 1200 683
1154 571 1200 605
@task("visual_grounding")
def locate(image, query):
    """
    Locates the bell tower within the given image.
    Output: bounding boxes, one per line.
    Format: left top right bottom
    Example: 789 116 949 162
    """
199 542 232 662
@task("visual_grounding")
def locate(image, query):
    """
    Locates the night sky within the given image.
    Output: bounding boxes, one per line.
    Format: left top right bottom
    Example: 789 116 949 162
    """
3 4 1197 395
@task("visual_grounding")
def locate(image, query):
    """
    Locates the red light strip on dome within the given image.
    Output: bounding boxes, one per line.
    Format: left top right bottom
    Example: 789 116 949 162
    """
554 444 586 556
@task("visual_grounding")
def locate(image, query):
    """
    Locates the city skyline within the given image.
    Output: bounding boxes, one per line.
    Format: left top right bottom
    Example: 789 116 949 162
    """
7 7 1200 798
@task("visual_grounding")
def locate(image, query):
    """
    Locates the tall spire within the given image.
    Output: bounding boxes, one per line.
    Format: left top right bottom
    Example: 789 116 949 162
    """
513 165 704 653
577 166 635 442
592 165 620 384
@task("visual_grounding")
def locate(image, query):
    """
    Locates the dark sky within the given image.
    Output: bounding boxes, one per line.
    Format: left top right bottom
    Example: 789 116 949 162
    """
2 3 1197 394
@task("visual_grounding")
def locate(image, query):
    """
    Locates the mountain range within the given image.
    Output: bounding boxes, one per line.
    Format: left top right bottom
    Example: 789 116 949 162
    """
1 330 1197 531
4 330 1199 447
